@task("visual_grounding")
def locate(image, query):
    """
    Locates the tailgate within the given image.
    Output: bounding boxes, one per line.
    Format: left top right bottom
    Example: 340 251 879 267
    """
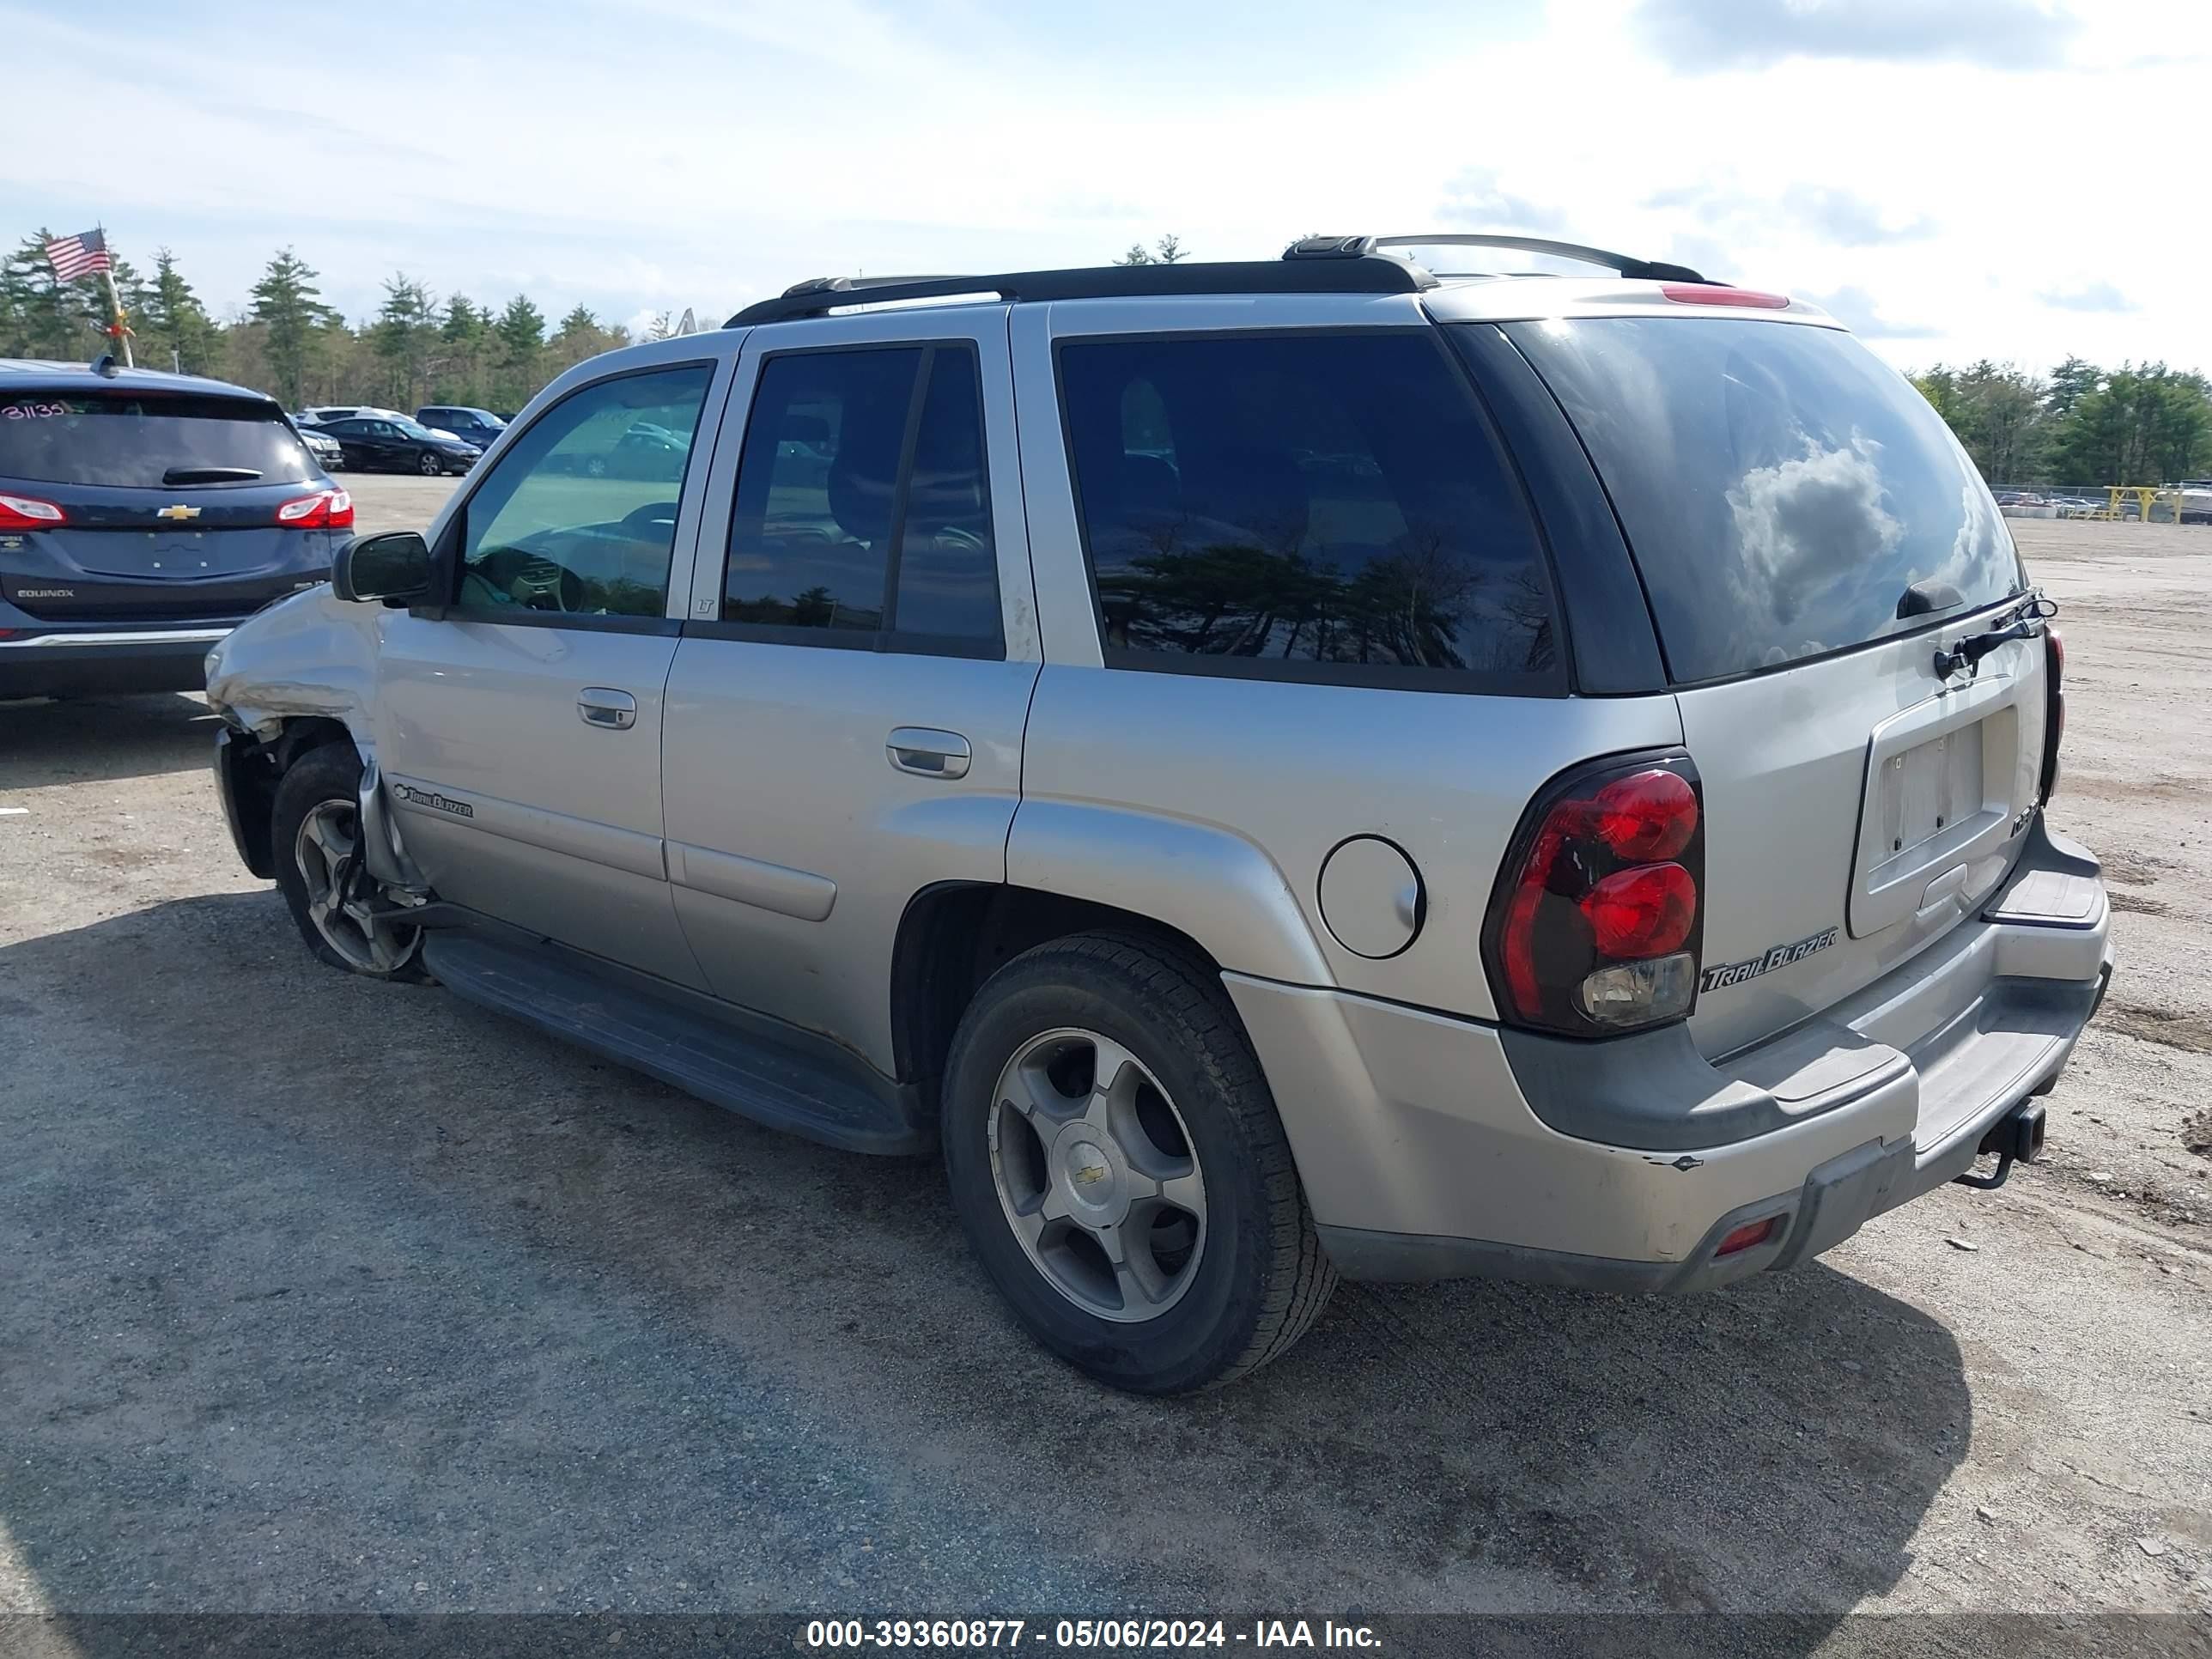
1492 308 2047 1057
1678 620 2047 1054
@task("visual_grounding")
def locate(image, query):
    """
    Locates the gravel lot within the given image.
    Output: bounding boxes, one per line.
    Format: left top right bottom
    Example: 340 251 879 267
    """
2 483 2208 1635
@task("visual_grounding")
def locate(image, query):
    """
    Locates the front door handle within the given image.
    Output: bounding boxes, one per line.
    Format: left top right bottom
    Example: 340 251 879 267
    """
887 726 971 779
578 687 638 730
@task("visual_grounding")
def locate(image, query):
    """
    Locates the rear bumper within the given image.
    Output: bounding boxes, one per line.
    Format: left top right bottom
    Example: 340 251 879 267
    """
1231 817 2111 1291
0 626 230 697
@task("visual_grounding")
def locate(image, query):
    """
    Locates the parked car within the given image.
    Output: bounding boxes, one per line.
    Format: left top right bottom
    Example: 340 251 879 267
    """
598 419 690 478
304 404 443 436
416 405 507 450
0 356 349 698
315 414 480 476
204 236 2106 1393
294 422 344 471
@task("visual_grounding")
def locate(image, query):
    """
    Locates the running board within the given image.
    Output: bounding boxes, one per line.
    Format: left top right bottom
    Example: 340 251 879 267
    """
422 932 930 1156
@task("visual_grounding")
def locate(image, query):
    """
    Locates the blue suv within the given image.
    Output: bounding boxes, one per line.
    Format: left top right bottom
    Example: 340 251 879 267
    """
0 358 349 698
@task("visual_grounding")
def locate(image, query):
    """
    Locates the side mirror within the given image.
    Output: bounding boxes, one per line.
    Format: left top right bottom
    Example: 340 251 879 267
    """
333 531 433 606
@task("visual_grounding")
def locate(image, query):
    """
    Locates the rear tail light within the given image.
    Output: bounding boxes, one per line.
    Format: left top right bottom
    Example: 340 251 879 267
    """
0 491 65 531
1485 753 1705 1036
276 488 354 529
1661 283 1790 309
2038 628 2064 802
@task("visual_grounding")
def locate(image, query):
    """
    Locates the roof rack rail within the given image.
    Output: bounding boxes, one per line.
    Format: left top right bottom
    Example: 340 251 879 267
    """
776 274 970 299
726 256 1432 327
1367 234 1709 284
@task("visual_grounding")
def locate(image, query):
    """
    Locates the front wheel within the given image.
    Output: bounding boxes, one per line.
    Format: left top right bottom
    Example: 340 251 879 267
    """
417 450 441 477
270 744 429 981
941 933 1335 1393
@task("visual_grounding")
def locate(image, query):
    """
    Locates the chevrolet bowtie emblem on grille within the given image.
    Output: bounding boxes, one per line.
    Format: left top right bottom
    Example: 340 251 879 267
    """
156 504 201 520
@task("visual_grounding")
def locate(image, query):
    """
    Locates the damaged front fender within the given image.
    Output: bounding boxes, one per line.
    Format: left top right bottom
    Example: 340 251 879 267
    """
204 584 383 754
204 585 430 896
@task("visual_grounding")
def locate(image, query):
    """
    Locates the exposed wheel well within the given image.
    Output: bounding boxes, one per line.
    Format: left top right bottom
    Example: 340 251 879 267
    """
223 717 359 878
890 884 1226 1111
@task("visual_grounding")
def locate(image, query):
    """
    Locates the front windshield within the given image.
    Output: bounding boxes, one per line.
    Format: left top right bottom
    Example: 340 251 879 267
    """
393 418 441 441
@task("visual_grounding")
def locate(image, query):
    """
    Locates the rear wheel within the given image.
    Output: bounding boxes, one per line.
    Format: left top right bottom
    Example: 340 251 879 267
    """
941 933 1335 1393
271 745 428 981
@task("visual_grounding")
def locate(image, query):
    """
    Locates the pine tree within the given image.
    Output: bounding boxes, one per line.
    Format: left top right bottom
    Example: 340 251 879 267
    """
1114 235 1188 267
545 303 626 377
137 249 220 374
437 295 489 404
372 273 441 409
493 295 545 409
250 248 340 410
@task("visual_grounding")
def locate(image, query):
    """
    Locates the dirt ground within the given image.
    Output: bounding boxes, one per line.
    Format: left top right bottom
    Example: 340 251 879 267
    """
1 487 2208 1638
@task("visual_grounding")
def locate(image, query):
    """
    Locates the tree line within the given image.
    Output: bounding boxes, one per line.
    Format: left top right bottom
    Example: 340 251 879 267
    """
1911 357 2210 487
0 229 694 415
9 227 2200 488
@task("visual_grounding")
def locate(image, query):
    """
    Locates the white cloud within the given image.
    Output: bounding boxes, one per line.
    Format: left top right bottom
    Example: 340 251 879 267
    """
1802 286 1944 341
1632 0 2081 71
1728 436 1904 629
2039 282 2140 313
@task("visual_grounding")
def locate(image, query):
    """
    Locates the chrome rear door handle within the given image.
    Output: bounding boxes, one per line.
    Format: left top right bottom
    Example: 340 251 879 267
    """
578 687 638 730
887 726 971 779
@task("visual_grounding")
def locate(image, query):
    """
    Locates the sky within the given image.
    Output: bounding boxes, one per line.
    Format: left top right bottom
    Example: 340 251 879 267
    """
3 0 2205 374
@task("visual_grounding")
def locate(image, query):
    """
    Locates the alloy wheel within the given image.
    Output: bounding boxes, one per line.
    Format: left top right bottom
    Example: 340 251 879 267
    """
988 1028 1207 1322
293 799 421 974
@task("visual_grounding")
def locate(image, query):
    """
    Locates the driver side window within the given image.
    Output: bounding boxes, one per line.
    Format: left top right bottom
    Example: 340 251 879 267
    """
457 363 714 620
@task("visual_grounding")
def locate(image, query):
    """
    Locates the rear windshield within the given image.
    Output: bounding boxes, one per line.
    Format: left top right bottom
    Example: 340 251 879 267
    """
1492 318 2023 684
0 392 316 489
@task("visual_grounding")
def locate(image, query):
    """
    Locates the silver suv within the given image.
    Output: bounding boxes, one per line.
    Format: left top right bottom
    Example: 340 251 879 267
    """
205 234 2112 1394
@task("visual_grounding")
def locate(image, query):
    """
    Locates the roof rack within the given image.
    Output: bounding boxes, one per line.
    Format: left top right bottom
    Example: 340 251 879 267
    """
1360 234 1709 284
724 231 1705 328
725 255 1433 327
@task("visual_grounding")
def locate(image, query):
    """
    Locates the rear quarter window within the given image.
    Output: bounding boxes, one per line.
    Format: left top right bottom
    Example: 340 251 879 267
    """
1057 331 1560 692
0 392 316 488
1493 317 2023 684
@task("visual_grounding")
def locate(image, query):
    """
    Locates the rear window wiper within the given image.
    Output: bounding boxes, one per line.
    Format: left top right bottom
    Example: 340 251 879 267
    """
161 465 261 484
1933 592 2058 680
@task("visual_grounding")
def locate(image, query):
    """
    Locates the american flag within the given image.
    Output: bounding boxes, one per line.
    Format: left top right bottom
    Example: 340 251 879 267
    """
44 228 112 283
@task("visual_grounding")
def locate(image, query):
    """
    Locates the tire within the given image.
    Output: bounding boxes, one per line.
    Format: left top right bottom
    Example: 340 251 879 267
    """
270 744 430 981
941 932 1335 1393
416 450 441 477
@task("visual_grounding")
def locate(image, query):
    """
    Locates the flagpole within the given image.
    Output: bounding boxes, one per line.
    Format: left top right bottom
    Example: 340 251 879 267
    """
100 261 134 368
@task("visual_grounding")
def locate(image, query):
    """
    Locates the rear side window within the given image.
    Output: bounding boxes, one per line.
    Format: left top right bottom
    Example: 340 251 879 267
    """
1057 332 1559 690
720 344 1002 650
1494 318 2025 684
0 392 316 488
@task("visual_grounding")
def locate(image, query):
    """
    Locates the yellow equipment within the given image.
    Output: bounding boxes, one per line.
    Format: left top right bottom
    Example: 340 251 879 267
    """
2095 487 2184 523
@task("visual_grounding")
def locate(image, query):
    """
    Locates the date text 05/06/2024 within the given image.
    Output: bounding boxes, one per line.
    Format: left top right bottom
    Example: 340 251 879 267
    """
803 1619 1382 1650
